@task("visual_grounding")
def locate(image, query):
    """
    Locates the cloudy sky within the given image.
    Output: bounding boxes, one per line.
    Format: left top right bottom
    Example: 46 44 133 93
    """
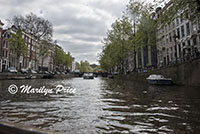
0 0 131 64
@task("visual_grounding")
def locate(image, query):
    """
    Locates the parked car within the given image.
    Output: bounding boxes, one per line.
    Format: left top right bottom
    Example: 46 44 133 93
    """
8 67 18 73
42 71 55 79
61 72 65 75
55 71 61 74
20 68 28 73
29 69 37 74
39 71 49 74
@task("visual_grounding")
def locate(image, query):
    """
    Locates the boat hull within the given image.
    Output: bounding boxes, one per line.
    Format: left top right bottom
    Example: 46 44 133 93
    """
83 76 94 79
148 79 173 85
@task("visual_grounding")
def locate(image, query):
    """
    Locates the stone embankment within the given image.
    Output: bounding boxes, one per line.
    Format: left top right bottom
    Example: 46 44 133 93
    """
0 73 73 80
119 59 200 87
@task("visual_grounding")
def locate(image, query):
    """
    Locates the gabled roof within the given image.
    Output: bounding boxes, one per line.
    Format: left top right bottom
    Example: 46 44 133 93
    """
0 20 4 25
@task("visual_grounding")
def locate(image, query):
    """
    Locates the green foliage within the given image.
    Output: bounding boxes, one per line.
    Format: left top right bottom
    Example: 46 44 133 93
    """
78 61 93 72
99 0 158 72
127 0 150 19
99 17 133 71
93 65 101 72
65 52 73 68
54 47 73 68
8 28 26 58
135 14 157 49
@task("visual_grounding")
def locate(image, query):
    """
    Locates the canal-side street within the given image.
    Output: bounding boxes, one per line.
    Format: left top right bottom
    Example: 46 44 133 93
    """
0 77 200 134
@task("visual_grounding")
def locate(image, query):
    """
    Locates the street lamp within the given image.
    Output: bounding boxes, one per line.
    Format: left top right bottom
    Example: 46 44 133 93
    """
173 34 179 63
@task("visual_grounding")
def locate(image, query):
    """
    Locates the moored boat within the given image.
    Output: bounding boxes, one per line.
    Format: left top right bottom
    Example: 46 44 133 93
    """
83 73 94 79
146 74 173 85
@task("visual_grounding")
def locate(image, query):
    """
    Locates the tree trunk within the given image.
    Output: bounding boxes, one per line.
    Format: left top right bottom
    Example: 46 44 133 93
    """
17 57 20 71
41 57 44 71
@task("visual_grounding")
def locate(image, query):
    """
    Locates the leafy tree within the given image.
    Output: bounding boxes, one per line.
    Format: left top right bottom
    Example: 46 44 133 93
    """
93 65 101 72
100 0 158 72
64 52 73 69
53 47 73 70
8 28 26 69
135 14 157 48
78 61 93 72
39 40 50 68
54 47 66 67
99 17 133 74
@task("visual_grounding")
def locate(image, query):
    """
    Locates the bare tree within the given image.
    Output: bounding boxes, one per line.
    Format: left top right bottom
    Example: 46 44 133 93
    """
11 13 53 40
9 13 53 70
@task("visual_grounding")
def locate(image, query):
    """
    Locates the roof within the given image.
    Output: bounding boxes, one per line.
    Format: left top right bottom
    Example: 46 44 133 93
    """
0 20 4 25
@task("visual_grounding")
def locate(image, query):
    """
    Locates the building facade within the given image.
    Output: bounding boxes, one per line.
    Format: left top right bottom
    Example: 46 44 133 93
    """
135 45 157 70
0 21 55 72
1 28 11 72
156 2 200 67
0 20 4 72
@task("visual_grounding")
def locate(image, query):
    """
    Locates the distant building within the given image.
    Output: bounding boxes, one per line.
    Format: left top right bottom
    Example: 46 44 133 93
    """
38 41 54 71
0 20 4 72
70 57 75 72
75 62 80 70
1 29 10 72
0 20 72 73
134 45 157 70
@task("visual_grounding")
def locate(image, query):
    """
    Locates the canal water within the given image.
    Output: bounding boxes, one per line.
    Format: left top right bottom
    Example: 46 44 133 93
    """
0 77 200 134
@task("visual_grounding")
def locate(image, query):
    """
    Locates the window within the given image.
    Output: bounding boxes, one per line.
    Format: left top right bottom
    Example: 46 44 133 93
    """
176 18 179 26
169 33 172 42
3 40 6 48
181 25 185 38
6 41 8 48
182 42 185 47
177 28 180 39
193 37 197 46
188 40 191 46
186 22 190 36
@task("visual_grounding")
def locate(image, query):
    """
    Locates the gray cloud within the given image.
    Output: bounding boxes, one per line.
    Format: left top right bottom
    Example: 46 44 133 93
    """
0 0 129 64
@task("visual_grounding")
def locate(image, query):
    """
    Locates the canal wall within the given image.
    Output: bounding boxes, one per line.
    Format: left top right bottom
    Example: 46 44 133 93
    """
119 59 200 87
0 73 74 80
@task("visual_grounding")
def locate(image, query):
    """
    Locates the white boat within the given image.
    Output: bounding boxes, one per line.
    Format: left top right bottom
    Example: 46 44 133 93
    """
146 74 173 85
83 73 94 79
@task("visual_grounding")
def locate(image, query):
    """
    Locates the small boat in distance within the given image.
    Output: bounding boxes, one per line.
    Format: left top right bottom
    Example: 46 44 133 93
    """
107 74 114 79
147 74 173 85
83 73 94 79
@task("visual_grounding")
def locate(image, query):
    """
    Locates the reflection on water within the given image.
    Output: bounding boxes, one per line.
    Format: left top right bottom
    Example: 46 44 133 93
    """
0 78 200 134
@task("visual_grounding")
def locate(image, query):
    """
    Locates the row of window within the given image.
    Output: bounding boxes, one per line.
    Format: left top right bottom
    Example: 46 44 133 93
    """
158 22 192 46
158 37 198 55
